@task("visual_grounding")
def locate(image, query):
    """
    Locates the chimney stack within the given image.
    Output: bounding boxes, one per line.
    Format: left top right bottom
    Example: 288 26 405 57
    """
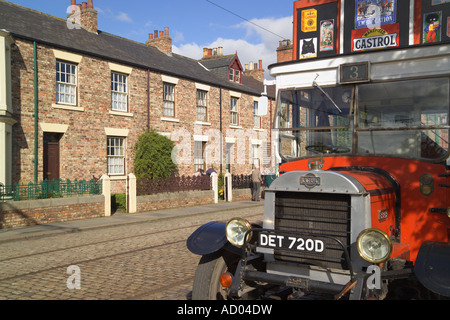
244 59 265 82
201 46 224 59
146 27 172 54
277 39 293 63
68 0 98 34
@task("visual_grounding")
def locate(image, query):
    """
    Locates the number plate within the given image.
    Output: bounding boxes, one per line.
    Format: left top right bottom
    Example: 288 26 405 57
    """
339 62 370 84
259 232 325 254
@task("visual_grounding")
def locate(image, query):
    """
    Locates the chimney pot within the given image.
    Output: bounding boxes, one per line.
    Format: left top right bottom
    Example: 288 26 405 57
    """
249 62 253 70
146 27 172 54
73 0 98 33
259 60 263 69
70 0 76 13
208 48 213 56
218 46 223 56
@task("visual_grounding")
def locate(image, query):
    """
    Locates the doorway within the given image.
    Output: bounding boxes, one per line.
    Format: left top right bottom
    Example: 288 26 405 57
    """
43 133 62 181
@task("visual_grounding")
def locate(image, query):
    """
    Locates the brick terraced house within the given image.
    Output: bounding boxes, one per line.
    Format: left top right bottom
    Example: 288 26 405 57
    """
0 0 276 193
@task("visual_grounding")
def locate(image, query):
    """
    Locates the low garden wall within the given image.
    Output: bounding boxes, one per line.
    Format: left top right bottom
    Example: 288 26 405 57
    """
0 173 269 229
0 195 104 229
137 189 215 212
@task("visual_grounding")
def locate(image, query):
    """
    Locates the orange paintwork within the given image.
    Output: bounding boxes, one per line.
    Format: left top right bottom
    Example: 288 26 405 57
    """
280 156 450 262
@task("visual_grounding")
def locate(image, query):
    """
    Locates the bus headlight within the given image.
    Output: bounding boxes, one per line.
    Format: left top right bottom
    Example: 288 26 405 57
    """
357 228 392 263
225 218 252 247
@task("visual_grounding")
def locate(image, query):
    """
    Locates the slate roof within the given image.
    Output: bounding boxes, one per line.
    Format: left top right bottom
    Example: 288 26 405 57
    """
200 55 237 80
0 0 272 97
200 55 237 70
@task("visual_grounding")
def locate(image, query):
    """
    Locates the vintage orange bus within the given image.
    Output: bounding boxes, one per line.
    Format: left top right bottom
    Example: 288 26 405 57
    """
187 0 450 299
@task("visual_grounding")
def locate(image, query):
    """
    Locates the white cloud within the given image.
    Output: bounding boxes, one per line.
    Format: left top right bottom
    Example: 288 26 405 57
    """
173 16 292 79
116 12 133 23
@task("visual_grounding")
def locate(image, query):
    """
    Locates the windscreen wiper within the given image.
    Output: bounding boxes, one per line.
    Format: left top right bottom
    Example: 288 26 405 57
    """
312 74 342 113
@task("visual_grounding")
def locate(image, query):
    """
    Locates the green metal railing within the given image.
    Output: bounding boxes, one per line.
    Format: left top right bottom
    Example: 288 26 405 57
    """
0 179 102 201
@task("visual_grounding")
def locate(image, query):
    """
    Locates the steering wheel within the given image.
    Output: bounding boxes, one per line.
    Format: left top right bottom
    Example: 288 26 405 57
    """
305 145 351 154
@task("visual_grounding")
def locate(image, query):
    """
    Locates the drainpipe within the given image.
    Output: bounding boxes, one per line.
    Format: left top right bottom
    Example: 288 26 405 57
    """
147 69 150 132
219 87 223 173
33 41 38 183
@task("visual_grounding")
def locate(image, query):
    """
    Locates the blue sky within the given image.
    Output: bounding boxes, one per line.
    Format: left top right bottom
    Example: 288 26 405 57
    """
8 0 295 75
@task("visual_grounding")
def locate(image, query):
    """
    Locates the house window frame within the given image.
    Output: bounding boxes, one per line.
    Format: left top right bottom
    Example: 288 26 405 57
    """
230 97 239 125
253 101 261 128
163 82 176 117
196 90 208 122
107 136 125 176
234 69 241 83
252 144 260 168
194 140 206 172
229 68 241 83
56 60 78 106
111 72 128 112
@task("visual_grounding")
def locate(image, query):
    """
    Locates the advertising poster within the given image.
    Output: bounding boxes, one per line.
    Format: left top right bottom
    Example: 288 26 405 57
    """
448 17 450 38
299 38 317 59
351 23 399 52
355 0 397 29
301 9 318 32
423 11 442 43
431 0 450 5
320 20 334 51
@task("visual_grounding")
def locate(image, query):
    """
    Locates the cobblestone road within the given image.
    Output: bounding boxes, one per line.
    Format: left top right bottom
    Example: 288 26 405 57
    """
0 204 264 300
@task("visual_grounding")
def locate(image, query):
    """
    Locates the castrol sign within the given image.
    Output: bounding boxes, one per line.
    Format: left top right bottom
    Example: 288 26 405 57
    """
351 24 400 52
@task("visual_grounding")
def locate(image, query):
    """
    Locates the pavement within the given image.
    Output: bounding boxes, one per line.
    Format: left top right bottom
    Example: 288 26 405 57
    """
0 200 264 244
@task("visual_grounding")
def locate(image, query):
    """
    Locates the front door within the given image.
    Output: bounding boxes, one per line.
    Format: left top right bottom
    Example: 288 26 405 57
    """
43 133 61 181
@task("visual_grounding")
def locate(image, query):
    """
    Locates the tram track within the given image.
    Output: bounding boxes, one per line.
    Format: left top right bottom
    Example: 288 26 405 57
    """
0 212 263 286
0 238 188 283
0 206 263 300
0 212 262 263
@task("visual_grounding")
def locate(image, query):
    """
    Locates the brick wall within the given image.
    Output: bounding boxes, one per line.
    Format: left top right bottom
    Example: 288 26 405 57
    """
137 190 215 212
0 195 104 229
277 40 294 63
10 39 272 194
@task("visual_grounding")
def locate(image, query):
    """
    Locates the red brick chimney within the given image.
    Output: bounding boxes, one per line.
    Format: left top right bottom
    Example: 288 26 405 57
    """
146 27 172 54
68 0 98 34
277 39 293 63
244 59 265 82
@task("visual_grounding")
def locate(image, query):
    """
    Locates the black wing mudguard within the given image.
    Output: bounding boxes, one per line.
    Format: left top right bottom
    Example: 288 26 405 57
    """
414 241 450 297
186 222 243 256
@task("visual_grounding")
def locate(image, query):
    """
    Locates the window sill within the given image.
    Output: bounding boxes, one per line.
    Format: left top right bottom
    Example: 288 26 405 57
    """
108 175 126 180
109 110 134 117
253 128 264 132
229 125 242 129
195 121 211 126
52 103 85 112
161 117 180 123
